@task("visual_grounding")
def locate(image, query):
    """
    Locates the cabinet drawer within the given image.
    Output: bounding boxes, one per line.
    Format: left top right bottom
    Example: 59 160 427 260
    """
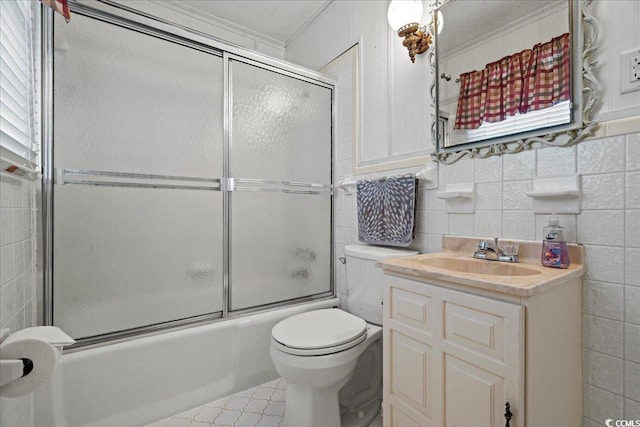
389 286 433 336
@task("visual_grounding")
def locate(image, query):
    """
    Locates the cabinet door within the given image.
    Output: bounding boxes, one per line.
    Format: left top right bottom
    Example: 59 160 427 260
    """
440 288 524 427
383 277 524 427
384 280 442 427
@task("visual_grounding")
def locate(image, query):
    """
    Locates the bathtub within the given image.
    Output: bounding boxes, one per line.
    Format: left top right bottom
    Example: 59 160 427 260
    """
34 298 339 427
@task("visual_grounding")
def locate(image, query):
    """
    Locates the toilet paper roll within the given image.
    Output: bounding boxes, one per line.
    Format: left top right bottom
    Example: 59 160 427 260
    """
0 327 73 398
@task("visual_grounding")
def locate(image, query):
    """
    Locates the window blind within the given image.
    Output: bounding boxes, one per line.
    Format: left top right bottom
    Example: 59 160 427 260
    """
0 0 39 177
450 100 571 145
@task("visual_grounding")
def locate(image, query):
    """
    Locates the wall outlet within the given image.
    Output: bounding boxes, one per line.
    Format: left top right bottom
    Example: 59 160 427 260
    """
621 48 640 93
632 55 640 82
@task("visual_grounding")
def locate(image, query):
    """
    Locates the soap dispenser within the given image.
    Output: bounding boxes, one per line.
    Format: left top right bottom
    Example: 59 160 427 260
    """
541 215 570 268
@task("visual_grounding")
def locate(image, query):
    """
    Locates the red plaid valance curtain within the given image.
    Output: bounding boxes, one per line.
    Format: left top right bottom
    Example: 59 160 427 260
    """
454 33 570 130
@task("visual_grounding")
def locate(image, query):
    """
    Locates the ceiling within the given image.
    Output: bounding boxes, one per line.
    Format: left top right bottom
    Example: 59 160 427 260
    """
439 0 567 56
168 0 333 45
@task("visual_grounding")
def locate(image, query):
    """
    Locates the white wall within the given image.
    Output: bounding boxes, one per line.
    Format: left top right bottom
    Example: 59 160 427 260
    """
593 0 640 120
285 1 433 171
0 174 38 427
109 0 286 59
286 0 640 422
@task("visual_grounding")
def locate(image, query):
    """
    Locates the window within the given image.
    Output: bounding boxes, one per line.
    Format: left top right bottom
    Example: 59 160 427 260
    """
0 0 40 178
451 101 571 145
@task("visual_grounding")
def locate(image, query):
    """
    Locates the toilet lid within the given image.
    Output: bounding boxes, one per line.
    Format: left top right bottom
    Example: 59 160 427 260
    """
272 308 367 350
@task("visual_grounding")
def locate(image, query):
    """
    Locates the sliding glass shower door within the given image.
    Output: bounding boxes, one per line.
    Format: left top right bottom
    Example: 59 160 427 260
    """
52 14 225 339
228 60 332 311
49 9 333 342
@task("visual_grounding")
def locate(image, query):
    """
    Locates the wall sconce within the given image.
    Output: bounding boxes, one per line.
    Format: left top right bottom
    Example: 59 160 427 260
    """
387 1 442 63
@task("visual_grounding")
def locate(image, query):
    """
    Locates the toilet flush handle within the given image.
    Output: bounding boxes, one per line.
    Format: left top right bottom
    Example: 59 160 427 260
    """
338 257 346 265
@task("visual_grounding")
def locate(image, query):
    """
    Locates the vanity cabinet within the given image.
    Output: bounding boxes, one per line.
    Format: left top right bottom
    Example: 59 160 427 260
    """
382 274 582 427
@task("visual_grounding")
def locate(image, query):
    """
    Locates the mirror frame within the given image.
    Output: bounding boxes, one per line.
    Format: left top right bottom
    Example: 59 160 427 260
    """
431 0 599 164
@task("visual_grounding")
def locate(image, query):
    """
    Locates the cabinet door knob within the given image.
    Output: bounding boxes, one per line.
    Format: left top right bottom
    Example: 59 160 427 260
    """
504 402 512 427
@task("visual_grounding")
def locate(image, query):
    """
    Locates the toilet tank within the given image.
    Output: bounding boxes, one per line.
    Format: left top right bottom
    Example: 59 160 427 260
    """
344 245 418 325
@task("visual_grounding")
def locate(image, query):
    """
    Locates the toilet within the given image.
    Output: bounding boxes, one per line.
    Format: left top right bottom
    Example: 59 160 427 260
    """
270 244 418 427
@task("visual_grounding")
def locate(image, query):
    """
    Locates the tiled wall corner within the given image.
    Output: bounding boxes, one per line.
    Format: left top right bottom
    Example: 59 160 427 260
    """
0 173 38 427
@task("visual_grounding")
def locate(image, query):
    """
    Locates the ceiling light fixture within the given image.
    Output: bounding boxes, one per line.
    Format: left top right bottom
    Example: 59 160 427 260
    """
387 1 442 63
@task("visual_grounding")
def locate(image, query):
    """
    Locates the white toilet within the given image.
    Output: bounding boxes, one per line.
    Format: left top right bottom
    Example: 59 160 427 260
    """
270 244 418 427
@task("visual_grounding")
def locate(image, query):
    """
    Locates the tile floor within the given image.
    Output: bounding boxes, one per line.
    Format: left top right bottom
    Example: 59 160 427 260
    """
146 378 383 427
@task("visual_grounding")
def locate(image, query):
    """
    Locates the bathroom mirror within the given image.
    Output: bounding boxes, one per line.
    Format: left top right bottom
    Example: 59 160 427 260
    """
432 0 598 164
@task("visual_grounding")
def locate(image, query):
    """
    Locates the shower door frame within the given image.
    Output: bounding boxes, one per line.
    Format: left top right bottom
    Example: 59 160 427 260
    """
41 0 336 348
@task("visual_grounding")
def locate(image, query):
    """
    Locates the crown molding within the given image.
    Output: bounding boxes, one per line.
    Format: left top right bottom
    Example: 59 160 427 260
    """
285 0 334 48
149 0 285 52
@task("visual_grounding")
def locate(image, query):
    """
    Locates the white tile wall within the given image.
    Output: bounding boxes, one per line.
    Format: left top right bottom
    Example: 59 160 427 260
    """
584 349 624 395
331 124 640 421
626 172 640 209
625 323 640 364
626 248 640 286
583 315 624 358
626 362 640 402
536 145 576 176
584 384 624 422
584 281 625 321
502 181 532 211
0 174 37 331
582 173 625 210
627 398 640 420
0 173 37 427
476 182 502 211
578 136 626 174
502 211 535 241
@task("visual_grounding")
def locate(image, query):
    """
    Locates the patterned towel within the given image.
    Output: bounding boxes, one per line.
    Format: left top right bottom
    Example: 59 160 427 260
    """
357 175 417 247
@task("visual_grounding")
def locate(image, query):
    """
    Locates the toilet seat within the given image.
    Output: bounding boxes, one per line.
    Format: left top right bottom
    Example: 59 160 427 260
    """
271 309 368 356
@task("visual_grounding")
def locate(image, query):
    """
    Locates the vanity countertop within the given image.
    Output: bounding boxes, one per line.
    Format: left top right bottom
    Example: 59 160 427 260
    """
377 236 584 297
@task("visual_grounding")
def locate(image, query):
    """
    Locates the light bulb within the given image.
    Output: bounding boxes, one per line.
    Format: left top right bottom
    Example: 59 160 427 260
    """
387 0 424 32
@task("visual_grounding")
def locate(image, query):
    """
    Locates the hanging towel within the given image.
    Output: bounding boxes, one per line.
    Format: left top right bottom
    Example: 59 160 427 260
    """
357 175 417 247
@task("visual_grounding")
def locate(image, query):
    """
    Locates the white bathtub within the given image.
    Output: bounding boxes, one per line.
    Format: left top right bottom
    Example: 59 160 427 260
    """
34 298 339 427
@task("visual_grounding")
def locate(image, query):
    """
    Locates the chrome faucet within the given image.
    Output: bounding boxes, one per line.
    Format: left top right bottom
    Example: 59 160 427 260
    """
473 237 519 263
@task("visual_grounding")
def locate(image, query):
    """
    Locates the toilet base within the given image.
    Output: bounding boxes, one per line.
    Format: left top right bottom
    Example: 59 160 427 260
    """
283 381 347 427
341 396 381 427
281 383 381 427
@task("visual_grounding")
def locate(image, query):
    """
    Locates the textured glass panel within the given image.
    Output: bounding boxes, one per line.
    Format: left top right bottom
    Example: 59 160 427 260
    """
53 186 223 339
52 14 224 339
230 60 332 185
53 14 223 177
230 192 331 311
